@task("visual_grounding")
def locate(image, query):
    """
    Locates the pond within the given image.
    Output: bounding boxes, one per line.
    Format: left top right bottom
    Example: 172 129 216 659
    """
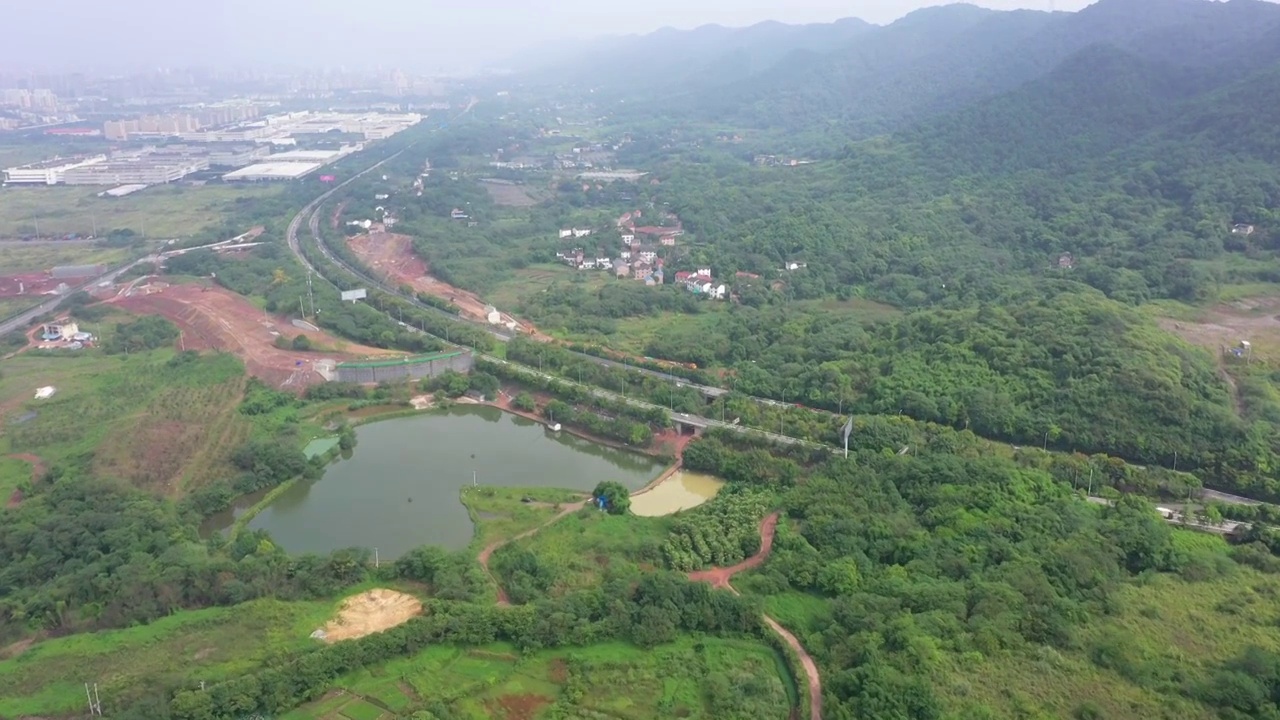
204 405 667 558
630 470 725 517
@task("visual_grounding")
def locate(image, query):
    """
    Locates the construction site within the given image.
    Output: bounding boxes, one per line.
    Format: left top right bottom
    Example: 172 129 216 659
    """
108 282 396 389
345 229 541 337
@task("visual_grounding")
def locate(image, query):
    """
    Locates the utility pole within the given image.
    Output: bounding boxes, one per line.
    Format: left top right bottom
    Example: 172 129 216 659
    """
374 548 380 568
299 296 306 317
307 270 315 316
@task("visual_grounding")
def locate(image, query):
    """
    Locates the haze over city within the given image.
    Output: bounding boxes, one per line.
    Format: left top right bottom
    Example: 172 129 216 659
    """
4 0 1088 72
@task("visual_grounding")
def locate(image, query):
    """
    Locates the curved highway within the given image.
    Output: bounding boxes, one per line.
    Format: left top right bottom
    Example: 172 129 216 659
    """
278 138 1276 511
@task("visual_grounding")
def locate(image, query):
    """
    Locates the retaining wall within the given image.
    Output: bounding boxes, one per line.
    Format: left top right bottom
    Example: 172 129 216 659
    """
335 350 473 384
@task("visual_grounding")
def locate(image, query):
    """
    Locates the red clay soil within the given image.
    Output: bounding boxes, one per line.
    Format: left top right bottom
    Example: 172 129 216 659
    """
479 500 587 606
345 230 548 338
687 512 780 589
109 283 393 389
489 694 552 720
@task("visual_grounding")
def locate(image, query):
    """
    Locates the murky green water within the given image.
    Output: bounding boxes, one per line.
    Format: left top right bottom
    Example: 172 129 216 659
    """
204 405 666 558
630 470 725 517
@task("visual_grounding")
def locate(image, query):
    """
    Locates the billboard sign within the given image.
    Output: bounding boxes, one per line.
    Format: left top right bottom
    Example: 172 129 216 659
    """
319 174 337 183
340 288 367 302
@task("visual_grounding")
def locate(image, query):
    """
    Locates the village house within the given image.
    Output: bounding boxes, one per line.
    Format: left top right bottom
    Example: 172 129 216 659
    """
621 234 635 245
1232 223 1256 235
450 208 469 220
620 250 632 261
784 261 807 271
638 250 657 264
559 229 573 239
1058 252 1075 269
675 268 726 299
659 235 677 246
615 261 631 278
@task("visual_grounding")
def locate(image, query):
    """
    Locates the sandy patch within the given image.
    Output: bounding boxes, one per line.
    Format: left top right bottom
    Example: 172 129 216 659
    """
410 394 436 410
314 588 423 644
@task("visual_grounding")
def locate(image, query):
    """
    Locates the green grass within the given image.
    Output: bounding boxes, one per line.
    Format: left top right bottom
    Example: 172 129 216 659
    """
0 455 30 502
797 295 906 322
0 580 429 718
0 184 284 238
0 349 242 474
0 241 132 273
936 568 1280 719
487 263 608 311
284 637 792 719
0 296 38 321
0 597 337 717
505 508 674 594
461 484 588 551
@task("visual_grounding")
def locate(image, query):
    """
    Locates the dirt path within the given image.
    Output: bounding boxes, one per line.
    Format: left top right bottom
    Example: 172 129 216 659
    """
478 500 587 606
687 512 780 589
765 615 823 720
686 512 823 720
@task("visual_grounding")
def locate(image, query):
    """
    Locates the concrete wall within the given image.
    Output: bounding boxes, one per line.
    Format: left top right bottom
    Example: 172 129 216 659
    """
335 350 473 384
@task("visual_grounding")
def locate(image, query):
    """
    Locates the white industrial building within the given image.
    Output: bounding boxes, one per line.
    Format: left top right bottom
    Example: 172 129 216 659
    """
61 158 208 185
222 162 324 181
4 155 108 185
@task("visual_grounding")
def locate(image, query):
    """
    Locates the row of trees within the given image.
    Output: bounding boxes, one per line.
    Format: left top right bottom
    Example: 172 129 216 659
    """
157 575 762 720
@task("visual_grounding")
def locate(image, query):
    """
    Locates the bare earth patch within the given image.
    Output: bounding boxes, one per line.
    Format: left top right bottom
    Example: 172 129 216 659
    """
1157 296 1280 361
489 694 552 720
316 589 423 644
346 230 543 336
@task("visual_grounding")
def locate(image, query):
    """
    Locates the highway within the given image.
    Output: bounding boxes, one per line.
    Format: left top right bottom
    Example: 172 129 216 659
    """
282 160 818 450
281 128 1278 512
0 255 159 337
1085 496 1246 535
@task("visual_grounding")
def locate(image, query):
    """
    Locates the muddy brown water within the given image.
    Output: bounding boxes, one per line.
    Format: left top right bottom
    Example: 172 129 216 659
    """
630 470 725 517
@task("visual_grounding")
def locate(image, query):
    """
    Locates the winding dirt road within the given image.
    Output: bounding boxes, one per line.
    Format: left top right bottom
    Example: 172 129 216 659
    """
474 494 822 718
686 512 823 720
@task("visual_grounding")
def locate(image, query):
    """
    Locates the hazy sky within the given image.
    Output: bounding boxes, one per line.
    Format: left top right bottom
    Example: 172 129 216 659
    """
2 0 1096 73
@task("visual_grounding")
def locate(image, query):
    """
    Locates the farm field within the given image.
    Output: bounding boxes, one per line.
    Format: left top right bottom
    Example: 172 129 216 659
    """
480 178 544 207
0 241 131 273
280 637 793 720
0 183 286 238
489 263 608 311
0 346 252 493
0 596 340 718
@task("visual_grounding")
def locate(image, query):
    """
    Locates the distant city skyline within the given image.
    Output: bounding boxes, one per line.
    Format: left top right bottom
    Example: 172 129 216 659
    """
0 0 1122 74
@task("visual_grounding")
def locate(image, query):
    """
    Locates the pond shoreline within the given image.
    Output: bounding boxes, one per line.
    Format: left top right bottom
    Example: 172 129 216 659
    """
207 403 669 556
213 399 685 542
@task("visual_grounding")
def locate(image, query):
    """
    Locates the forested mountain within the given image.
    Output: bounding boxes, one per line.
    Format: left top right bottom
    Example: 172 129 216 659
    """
525 0 1280 140
514 17 874 95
